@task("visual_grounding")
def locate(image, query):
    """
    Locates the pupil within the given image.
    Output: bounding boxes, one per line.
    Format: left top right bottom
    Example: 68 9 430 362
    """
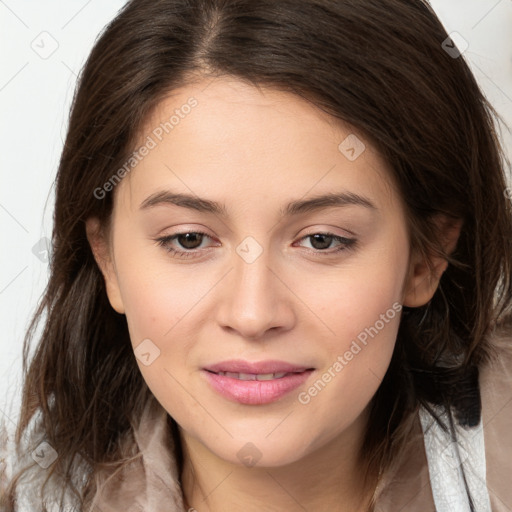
179 233 202 249
311 234 332 250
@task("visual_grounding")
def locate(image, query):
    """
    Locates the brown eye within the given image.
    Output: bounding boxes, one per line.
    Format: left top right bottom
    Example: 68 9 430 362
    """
155 231 213 258
175 232 205 250
296 232 357 253
308 233 334 250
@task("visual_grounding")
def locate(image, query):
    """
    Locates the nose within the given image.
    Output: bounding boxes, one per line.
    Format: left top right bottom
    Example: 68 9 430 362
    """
215 246 296 340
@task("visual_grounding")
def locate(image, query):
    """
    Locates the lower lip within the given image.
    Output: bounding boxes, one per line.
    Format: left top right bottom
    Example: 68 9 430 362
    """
203 370 314 405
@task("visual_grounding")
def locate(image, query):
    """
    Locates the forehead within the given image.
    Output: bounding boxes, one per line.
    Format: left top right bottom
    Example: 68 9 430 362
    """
117 77 402 218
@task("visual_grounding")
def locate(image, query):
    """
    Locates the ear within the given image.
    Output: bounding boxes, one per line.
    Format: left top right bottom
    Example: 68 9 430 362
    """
85 217 125 314
403 214 463 308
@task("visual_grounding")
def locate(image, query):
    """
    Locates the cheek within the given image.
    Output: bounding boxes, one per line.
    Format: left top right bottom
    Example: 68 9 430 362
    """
112 247 222 403
293 236 407 413
115 258 201 419
115 250 203 346
326 275 403 370
295 238 408 357
296 291 402 450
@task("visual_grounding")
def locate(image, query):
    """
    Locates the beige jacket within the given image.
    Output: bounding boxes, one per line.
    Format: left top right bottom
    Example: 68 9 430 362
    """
5 328 512 511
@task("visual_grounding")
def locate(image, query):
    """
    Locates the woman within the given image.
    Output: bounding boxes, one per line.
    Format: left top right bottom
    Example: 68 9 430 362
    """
1 0 511 511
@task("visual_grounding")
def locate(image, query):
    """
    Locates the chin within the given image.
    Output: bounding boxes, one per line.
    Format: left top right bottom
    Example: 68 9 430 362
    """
209 435 311 469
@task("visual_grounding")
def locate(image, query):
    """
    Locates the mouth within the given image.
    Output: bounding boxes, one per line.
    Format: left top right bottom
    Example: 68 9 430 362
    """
205 370 310 380
202 360 315 405
203 359 313 375
207 372 300 380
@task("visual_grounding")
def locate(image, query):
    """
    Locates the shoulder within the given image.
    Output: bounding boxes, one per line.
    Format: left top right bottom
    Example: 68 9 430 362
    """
480 317 512 417
373 412 436 511
374 318 512 512
0 412 82 512
480 317 512 511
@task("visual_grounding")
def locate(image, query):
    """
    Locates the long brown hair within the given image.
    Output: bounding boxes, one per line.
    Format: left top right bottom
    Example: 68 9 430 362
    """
2 0 511 509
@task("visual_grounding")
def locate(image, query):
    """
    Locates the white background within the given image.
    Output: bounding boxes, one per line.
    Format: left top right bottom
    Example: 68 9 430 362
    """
1 0 511 429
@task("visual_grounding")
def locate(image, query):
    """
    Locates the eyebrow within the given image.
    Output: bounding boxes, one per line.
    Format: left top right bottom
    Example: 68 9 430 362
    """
139 190 377 216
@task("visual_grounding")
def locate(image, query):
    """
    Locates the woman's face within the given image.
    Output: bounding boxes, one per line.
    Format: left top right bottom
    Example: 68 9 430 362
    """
91 77 419 467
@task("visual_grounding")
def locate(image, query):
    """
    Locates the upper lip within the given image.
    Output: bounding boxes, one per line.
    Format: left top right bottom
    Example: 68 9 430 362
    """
204 359 314 374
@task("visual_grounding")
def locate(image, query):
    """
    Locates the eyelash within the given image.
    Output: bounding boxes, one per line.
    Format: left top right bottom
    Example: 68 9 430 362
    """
154 231 357 259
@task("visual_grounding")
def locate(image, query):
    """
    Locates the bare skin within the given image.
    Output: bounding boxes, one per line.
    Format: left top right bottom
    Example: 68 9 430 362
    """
87 77 459 511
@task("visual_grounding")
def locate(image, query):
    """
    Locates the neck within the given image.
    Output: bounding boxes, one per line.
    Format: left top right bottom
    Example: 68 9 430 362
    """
179 407 377 512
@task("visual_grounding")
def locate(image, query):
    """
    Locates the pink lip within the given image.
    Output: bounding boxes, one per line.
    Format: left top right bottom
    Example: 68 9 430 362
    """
204 359 312 374
202 359 315 405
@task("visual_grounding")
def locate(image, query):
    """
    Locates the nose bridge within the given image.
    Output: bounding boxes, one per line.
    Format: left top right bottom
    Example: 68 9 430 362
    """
232 239 276 313
216 236 292 338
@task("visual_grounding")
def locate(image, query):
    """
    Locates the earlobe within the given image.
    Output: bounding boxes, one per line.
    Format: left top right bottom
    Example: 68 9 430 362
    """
403 215 462 308
85 217 125 314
